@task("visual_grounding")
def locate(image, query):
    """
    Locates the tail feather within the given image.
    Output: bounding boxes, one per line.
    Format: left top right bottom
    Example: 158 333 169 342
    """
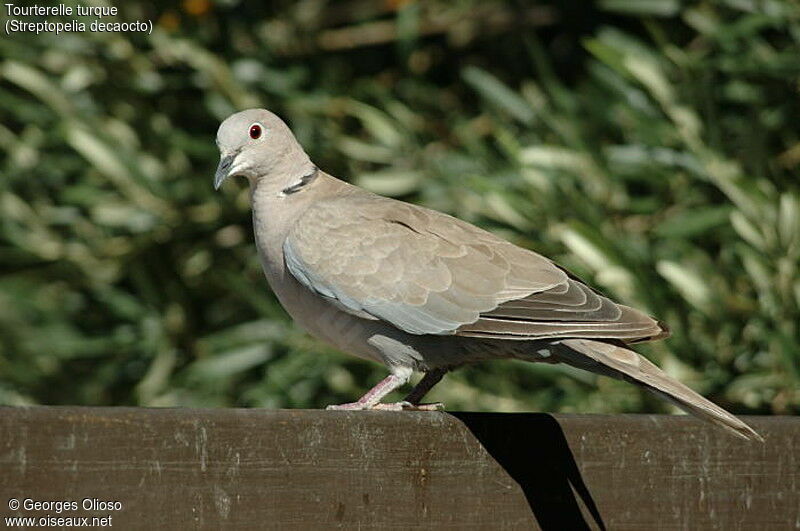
555 338 763 442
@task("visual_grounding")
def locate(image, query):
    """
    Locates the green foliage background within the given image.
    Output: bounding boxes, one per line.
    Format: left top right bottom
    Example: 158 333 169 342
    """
1 0 798 415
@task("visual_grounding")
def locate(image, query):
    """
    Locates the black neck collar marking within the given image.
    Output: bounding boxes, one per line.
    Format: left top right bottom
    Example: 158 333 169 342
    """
281 166 319 195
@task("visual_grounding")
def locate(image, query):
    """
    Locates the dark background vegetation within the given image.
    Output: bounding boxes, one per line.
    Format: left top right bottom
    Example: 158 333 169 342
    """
1 0 798 415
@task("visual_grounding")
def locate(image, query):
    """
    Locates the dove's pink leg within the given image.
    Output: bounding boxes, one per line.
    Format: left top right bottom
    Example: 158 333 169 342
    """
326 368 447 411
326 373 406 410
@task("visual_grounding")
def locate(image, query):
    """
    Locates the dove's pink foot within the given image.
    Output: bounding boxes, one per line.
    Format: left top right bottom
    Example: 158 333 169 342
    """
325 373 405 410
373 402 444 411
325 368 448 411
327 401 444 411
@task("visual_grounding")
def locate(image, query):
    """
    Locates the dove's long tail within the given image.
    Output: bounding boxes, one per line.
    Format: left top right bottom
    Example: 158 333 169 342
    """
552 338 763 442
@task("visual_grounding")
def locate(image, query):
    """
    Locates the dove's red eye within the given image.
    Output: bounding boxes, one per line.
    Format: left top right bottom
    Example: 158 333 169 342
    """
249 124 262 139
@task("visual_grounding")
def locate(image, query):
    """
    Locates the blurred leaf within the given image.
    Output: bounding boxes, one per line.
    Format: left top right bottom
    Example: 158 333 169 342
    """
187 344 273 381
655 206 732 238
462 66 536 125
656 260 713 313
355 169 422 196
731 210 768 251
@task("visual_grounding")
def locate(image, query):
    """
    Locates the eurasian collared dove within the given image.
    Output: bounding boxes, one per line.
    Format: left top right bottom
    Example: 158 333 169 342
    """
214 108 761 441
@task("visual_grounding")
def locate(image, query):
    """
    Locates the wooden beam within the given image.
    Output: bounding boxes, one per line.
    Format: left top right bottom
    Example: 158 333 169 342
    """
0 408 796 529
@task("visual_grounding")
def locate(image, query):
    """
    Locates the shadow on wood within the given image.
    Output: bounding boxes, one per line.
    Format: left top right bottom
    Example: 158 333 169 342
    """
453 412 605 530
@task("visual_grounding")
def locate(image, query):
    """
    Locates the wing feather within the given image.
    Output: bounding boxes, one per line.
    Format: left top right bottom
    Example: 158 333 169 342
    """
285 190 667 341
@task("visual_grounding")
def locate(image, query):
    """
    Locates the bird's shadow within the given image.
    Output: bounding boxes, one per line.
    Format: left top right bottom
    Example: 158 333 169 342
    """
451 412 606 531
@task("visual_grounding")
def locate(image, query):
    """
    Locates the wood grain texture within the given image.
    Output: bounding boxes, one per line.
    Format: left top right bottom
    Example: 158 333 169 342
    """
0 408 796 530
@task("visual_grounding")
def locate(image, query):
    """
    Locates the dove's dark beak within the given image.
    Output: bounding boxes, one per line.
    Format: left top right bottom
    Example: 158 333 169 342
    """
214 154 235 190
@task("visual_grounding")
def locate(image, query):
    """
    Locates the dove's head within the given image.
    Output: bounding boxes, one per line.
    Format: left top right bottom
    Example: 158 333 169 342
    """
214 109 312 190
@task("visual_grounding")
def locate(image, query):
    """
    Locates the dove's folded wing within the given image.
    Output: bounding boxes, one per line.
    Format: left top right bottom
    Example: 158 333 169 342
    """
284 192 666 342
